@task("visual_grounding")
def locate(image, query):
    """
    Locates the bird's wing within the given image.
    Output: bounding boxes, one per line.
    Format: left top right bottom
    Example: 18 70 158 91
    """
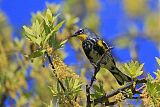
97 39 116 66
97 39 109 50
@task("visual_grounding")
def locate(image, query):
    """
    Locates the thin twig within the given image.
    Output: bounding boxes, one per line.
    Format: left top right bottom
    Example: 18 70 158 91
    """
86 85 91 107
45 51 66 91
103 96 144 106
105 101 117 106
136 84 146 92
127 96 144 99
45 51 76 106
93 82 132 104
93 78 147 105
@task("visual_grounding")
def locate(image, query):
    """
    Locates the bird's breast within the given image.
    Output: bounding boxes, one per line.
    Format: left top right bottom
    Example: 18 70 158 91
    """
82 39 103 63
82 38 115 70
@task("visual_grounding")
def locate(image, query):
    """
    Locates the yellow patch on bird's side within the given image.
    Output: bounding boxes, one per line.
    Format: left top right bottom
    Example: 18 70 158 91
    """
97 40 106 49
77 34 87 41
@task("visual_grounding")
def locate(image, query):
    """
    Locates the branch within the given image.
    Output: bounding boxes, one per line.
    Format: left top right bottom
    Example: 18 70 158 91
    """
127 96 144 99
136 84 146 92
45 51 76 106
93 78 147 105
45 51 66 91
86 47 113 107
104 96 145 106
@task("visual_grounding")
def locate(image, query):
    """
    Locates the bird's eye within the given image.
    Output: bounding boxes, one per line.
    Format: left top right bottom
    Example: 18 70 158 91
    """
78 29 83 34
75 29 83 35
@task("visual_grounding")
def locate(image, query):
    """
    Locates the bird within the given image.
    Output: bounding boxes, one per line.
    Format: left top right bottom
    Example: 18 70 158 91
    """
72 27 131 85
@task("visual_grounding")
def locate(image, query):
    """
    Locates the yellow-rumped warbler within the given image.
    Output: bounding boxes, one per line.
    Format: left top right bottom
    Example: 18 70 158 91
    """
72 28 131 85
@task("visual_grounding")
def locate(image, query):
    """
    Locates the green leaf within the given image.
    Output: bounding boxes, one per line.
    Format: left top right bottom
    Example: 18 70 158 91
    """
36 20 41 36
43 21 51 35
35 37 42 46
91 83 105 99
93 85 101 93
156 57 160 66
63 78 82 95
43 16 50 27
146 74 159 98
122 63 132 76
69 79 75 89
25 49 45 59
134 63 144 78
33 20 41 37
23 26 34 36
44 29 56 44
52 14 60 23
40 13 49 26
122 60 144 78
54 20 65 31
73 79 81 89
49 86 57 96
49 36 61 50
154 69 160 79
74 85 82 93
60 40 68 47
23 22 42 46
23 26 38 42
65 78 70 90
46 9 52 22
134 71 143 78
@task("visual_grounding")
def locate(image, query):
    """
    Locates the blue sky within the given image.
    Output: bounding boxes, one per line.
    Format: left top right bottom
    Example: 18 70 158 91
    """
0 0 159 77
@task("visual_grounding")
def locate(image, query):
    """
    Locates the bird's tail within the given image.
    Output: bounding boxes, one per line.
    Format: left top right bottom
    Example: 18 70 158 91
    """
109 67 131 85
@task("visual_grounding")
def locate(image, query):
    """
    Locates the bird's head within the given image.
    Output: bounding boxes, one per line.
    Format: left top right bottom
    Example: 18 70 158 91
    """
72 28 88 41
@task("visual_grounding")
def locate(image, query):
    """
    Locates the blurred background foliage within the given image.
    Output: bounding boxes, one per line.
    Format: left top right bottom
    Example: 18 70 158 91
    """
0 0 160 107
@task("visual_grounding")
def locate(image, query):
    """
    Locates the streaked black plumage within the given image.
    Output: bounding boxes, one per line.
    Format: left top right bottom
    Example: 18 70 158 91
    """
73 28 131 85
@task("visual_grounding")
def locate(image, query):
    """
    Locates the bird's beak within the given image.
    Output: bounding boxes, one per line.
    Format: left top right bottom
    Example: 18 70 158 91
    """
68 34 77 39
71 34 77 37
